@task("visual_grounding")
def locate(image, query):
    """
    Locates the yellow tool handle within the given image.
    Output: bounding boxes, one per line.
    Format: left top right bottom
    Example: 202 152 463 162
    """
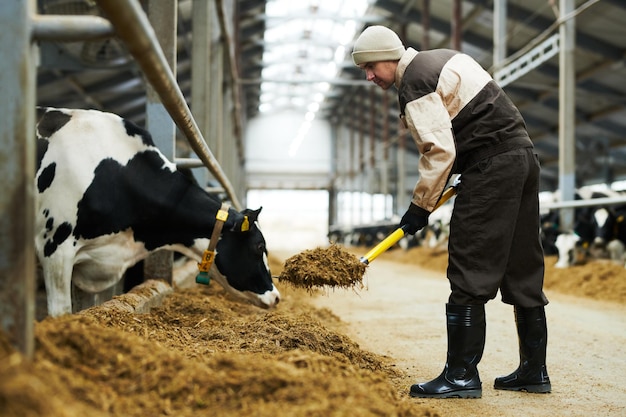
359 228 405 265
359 186 457 265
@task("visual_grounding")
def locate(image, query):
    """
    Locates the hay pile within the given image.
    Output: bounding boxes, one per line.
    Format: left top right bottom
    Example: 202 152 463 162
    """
0 270 431 417
381 245 626 304
279 244 367 290
3 245 624 417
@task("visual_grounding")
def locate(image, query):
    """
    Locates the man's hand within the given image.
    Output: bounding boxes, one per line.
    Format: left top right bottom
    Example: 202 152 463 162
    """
400 203 430 235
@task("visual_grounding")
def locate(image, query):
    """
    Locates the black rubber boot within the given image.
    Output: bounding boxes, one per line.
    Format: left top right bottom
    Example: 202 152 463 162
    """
409 303 485 398
494 306 551 393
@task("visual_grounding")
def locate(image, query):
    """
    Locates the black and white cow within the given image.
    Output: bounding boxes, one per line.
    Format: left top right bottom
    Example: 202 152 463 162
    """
597 203 626 267
550 188 625 268
424 203 453 251
35 107 280 316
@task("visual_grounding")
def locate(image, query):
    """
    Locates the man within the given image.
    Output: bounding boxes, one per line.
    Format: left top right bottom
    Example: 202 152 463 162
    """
352 25 551 399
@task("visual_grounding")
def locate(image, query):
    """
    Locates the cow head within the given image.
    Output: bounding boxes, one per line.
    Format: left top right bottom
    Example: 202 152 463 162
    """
554 232 583 268
210 207 280 309
551 195 616 268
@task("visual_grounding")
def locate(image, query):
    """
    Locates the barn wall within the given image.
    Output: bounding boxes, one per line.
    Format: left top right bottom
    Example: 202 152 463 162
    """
244 111 331 190
246 189 330 253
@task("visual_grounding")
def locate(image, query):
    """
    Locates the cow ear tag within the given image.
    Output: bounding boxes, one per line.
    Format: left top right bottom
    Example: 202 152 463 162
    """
241 216 250 232
196 203 229 285
196 250 214 285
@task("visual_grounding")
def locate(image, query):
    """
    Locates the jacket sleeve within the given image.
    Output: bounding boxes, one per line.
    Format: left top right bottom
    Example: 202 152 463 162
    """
404 92 456 212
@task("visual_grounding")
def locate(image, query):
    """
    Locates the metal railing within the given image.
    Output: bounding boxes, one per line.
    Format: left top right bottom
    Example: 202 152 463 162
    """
542 196 626 211
94 0 242 210
1 0 244 357
30 0 241 208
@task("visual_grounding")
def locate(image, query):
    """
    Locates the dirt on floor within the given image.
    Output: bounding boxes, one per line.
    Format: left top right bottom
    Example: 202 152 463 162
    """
1 246 624 417
313 246 626 417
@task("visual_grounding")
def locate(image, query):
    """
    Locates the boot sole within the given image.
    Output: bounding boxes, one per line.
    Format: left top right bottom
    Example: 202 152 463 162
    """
494 384 551 394
409 389 482 399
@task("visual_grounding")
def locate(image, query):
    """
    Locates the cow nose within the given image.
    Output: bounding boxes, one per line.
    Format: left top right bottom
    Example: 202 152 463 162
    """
271 289 281 307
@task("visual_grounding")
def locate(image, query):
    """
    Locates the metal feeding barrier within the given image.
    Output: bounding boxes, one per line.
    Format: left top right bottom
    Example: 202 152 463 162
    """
94 0 242 211
0 0 241 357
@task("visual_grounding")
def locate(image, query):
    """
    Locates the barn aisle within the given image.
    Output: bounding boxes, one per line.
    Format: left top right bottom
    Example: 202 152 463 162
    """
311 258 626 417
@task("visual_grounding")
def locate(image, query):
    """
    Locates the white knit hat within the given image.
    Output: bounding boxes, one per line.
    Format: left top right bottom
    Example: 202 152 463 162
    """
352 26 405 65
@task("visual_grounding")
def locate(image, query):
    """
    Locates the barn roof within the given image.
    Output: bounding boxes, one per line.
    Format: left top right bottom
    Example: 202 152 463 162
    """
36 0 626 192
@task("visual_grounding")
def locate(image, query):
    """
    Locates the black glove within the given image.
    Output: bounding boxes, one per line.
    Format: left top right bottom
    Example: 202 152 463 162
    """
400 203 430 235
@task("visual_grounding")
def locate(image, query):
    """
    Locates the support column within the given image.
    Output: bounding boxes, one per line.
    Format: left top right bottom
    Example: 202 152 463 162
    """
397 123 407 215
381 90 390 218
0 0 36 357
328 124 339 229
349 119 356 228
493 0 507 69
209 28 224 166
191 0 214 187
558 0 576 230
144 0 177 284
369 88 376 221
451 0 462 51
422 0 430 50
358 99 365 225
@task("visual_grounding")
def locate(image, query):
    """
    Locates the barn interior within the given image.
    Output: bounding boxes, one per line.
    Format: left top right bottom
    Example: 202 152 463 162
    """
2 1 626 355
28 0 626 246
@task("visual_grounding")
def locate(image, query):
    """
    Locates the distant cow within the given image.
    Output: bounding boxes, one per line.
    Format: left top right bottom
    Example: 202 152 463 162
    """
35 107 280 316
597 203 626 266
424 203 453 251
551 189 625 268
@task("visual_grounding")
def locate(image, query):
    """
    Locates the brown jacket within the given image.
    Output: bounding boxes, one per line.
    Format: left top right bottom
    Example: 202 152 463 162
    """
395 48 532 212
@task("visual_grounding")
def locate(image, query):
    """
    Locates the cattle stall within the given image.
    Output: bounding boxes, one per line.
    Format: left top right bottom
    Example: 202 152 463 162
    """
0 0 244 356
332 191 626 267
541 191 626 267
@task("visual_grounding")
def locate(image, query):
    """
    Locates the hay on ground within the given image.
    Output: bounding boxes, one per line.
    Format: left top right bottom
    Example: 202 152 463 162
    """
278 244 367 289
0 275 428 417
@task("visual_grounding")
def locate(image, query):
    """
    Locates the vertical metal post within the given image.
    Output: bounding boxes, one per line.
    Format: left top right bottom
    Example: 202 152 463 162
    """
422 0 430 50
398 10 409 238
493 0 507 69
349 118 356 227
215 0 245 181
451 0 462 51
558 0 576 230
369 88 376 220
146 0 177 158
234 2 246 199
358 98 365 224
0 0 36 357
191 0 214 187
223 0 240 198
143 0 177 284
209 24 224 165
328 124 338 229
397 121 407 214
381 90 390 218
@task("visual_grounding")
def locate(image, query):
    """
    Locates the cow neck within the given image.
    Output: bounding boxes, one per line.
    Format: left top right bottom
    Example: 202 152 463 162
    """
197 202 229 281
208 202 229 252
